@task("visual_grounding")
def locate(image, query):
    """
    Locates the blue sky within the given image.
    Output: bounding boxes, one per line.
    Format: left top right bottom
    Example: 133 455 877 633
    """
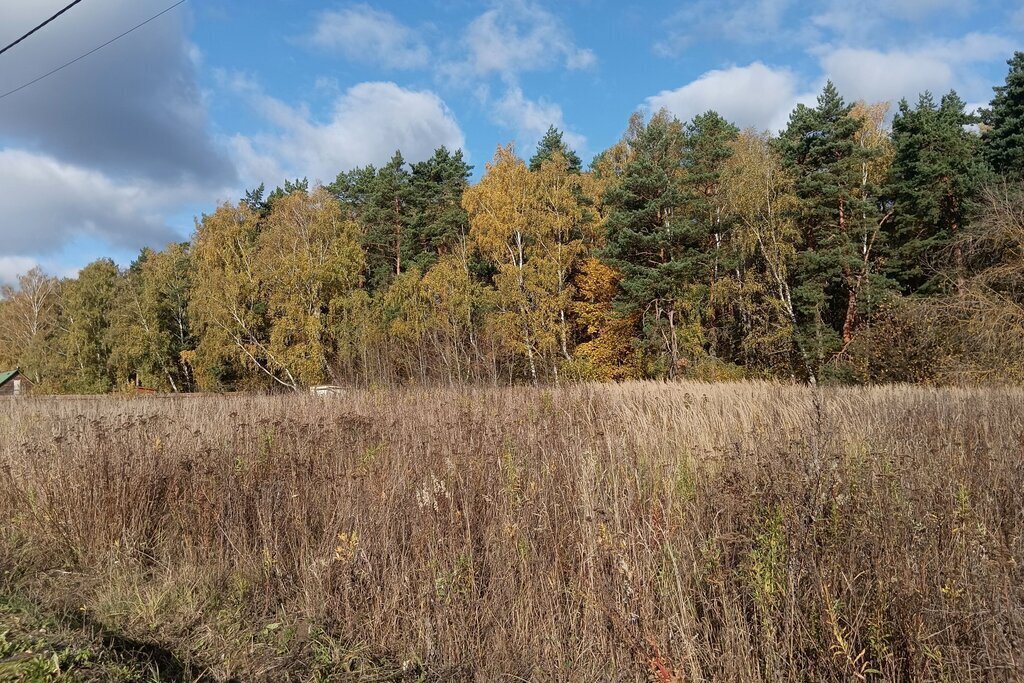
1 0 1022 284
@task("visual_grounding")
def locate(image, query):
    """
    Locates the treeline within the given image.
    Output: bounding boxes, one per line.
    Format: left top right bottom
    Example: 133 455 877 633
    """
3 53 1024 392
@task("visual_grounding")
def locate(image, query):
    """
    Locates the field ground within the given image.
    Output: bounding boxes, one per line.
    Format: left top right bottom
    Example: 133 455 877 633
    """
0 592 197 682
1 382 1022 681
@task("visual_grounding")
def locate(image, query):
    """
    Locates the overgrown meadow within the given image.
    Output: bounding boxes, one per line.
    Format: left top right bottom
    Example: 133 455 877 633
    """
1 382 1021 681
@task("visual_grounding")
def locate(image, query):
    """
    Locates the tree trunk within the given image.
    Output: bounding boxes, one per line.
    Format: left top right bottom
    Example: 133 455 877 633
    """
842 284 857 346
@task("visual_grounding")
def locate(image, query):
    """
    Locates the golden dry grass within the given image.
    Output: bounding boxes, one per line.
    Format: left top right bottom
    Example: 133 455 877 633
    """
1 381 1022 681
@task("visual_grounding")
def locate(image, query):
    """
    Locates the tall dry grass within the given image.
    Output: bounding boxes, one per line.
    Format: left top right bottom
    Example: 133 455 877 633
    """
0 382 1022 680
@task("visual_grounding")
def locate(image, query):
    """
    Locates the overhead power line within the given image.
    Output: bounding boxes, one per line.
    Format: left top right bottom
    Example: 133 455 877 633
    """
0 0 88 58
0 0 188 102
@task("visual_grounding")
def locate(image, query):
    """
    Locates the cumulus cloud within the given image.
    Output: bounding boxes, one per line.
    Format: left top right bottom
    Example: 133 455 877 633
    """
446 0 595 79
436 2 592 160
0 0 237 279
0 0 234 184
226 79 465 185
820 49 955 104
491 86 586 154
0 150 189 256
645 62 808 132
646 35 1009 136
882 0 974 16
0 257 42 287
817 33 1016 105
306 4 430 69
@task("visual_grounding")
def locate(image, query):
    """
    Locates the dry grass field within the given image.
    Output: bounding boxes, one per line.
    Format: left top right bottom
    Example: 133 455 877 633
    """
1 382 1022 681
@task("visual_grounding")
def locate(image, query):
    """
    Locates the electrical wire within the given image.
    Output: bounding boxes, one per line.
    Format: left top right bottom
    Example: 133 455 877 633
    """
0 0 188 102
0 0 88 57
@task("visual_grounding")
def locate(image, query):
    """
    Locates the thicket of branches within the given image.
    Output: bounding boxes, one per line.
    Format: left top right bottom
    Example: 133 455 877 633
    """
3 53 1024 392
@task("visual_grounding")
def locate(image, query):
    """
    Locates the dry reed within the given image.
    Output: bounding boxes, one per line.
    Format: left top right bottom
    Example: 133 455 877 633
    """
1 381 1022 681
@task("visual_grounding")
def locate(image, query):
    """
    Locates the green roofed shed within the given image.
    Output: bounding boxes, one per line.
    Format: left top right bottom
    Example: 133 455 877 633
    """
0 370 31 397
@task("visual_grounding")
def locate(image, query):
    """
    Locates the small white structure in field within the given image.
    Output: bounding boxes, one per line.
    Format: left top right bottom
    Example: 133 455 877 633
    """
310 385 346 396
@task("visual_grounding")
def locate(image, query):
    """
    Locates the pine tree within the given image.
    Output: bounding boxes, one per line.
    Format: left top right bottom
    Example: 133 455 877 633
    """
888 91 984 294
266 178 309 207
602 111 689 376
982 52 1024 181
777 82 883 380
329 166 376 220
681 111 739 361
361 152 411 292
529 126 582 173
406 146 473 269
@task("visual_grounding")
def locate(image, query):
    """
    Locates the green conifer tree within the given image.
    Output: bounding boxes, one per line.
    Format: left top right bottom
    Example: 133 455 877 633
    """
602 111 689 376
888 91 984 294
406 146 473 269
777 82 884 380
982 52 1024 181
529 126 582 173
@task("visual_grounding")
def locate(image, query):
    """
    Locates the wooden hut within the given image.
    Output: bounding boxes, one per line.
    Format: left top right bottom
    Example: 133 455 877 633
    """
0 369 31 397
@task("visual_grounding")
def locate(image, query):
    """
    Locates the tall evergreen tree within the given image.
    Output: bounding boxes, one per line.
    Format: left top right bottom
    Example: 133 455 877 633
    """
982 52 1024 181
888 91 984 294
242 183 268 214
777 82 883 380
529 126 582 173
681 111 740 360
406 147 473 268
602 111 689 376
329 165 376 220
361 152 411 292
266 178 310 208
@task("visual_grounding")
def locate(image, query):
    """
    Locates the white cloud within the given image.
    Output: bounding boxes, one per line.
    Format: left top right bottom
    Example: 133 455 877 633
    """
818 33 1016 105
226 79 465 185
646 62 809 132
648 33 1011 136
0 0 235 276
820 49 955 104
434 2 592 160
491 86 586 154
306 4 430 69
656 0 981 54
450 0 596 78
0 149 195 257
0 257 40 287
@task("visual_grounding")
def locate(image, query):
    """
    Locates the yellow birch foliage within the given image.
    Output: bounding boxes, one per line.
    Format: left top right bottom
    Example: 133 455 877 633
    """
258 188 364 387
464 145 585 380
851 101 895 188
421 250 489 382
190 202 265 390
721 131 801 369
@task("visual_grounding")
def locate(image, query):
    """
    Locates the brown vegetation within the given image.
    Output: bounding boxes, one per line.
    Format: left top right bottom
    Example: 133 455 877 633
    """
1 382 1022 680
